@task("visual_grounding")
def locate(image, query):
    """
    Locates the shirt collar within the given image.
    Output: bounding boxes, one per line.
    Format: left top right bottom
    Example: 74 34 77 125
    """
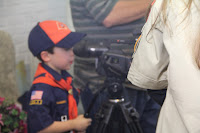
41 62 72 81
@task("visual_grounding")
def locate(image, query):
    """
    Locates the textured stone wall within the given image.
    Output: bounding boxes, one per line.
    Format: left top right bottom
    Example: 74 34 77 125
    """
0 30 18 100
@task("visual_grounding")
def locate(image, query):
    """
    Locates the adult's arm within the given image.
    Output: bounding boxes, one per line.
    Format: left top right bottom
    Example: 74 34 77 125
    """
103 0 151 27
84 0 150 27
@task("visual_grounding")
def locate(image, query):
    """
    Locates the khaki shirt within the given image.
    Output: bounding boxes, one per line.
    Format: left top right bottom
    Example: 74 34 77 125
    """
128 0 200 133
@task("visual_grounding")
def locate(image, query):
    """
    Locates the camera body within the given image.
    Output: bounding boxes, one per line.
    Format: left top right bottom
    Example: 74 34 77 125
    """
96 49 131 79
73 39 133 79
73 39 133 99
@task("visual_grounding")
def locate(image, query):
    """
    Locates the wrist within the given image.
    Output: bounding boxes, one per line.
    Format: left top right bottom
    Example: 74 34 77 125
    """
69 119 76 130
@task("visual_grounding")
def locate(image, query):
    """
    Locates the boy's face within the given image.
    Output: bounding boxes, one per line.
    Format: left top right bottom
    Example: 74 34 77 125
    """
47 47 74 73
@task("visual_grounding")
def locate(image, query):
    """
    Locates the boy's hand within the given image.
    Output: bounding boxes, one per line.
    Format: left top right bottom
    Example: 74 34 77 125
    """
72 114 92 132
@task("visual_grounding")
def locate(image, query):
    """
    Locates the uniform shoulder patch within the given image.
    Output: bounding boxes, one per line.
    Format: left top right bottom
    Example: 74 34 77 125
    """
134 35 142 54
151 0 156 6
56 100 67 104
30 100 43 105
146 0 156 21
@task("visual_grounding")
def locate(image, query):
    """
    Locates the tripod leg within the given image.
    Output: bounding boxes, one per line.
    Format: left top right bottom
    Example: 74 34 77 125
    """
92 102 114 133
120 101 144 133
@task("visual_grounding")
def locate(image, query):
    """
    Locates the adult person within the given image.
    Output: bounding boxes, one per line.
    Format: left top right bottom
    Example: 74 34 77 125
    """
70 0 160 133
128 0 200 133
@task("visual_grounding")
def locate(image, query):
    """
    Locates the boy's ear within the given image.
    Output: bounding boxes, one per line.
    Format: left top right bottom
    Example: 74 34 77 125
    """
40 51 50 62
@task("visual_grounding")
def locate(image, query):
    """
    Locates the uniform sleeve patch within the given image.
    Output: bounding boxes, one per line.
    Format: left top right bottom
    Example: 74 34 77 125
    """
134 35 142 54
29 100 43 105
56 100 67 104
31 90 43 100
61 115 67 121
151 0 156 6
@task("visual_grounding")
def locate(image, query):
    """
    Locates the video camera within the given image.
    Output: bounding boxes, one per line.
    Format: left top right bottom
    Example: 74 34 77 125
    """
73 39 143 133
73 39 134 99
73 39 133 79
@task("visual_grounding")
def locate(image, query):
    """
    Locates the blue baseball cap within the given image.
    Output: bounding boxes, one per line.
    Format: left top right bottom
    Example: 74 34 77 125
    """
28 20 86 56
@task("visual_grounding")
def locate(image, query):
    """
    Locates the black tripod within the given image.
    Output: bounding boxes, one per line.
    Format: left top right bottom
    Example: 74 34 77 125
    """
84 77 143 133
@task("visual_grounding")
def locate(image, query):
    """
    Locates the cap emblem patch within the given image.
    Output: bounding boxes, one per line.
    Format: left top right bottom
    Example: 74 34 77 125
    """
56 22 68 30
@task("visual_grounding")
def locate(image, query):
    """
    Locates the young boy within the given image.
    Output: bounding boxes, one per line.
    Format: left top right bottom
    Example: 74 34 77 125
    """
27 20 92 133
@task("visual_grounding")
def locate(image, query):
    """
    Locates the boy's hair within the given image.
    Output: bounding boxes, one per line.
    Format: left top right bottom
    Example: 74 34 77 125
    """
28 20 86 57
36 46 55 62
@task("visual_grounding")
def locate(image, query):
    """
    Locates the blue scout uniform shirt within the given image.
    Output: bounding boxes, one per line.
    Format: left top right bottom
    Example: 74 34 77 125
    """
27 63 79 133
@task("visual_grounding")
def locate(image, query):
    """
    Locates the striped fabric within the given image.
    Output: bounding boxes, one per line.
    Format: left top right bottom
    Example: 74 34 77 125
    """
70 0 146 91
70 0 145 41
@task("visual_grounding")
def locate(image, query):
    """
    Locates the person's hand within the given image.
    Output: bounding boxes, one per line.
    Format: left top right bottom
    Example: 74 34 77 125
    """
72 114 92 132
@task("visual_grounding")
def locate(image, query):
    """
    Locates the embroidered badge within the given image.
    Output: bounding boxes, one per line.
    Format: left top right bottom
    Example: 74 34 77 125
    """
61 115 67 122
146 0 156 21
56 22 68 30
31 91 43 100
68 89 73 95
56 100 67 104
151 0 156 6
29 100 43 105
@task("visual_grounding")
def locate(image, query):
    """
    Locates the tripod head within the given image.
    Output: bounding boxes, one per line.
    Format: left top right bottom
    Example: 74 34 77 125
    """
97 50 131 99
